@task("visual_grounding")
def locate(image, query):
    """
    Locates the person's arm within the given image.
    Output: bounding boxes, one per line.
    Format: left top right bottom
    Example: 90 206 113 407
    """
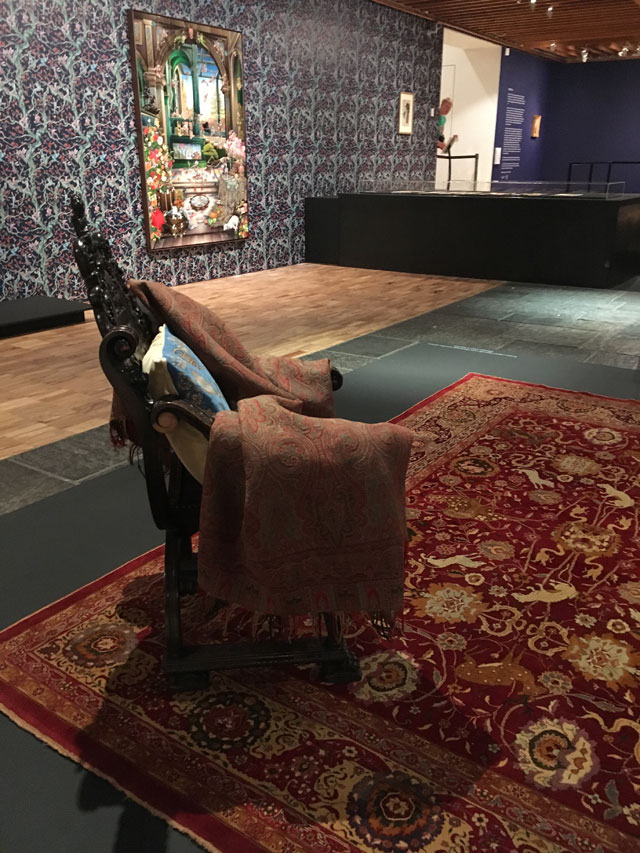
443 135 459 153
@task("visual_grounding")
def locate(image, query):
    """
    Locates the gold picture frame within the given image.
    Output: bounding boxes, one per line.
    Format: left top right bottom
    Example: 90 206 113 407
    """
531 114 542 138
398 92 414 135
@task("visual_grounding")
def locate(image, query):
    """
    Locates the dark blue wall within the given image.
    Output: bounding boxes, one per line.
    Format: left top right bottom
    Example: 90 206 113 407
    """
493 49 640 192
542 60 640 192
492 49 550 183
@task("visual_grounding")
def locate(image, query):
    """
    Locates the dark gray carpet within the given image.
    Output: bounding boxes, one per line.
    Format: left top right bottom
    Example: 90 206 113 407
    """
0 466 169 853
334 344 640 423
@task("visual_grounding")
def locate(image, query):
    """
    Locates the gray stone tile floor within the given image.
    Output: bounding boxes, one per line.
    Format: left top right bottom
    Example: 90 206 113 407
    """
310 278 640 374
0 425 127 516
3 276 640 516
301 349 379 373
0 459 73 515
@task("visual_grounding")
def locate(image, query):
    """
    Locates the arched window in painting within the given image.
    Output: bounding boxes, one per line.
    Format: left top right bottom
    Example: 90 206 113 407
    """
196 46 226 135
166 49 196 137
165 45 226 139
171 62 194 119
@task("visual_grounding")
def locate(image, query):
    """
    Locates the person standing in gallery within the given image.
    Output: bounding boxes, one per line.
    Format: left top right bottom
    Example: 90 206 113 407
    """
437 97 453 150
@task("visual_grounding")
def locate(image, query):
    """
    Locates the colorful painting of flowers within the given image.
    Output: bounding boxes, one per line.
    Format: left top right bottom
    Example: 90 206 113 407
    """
129 11 248 251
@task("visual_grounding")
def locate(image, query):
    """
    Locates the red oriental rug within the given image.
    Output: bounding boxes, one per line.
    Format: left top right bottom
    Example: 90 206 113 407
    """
2 374 640 852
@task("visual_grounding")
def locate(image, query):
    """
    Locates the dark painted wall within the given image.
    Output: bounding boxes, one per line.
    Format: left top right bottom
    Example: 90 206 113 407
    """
542 60 640 192
491 49 550 184
1 0 442 301
493 48 640 192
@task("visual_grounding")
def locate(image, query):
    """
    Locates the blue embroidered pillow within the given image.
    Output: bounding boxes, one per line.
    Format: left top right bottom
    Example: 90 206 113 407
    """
142 325 230 415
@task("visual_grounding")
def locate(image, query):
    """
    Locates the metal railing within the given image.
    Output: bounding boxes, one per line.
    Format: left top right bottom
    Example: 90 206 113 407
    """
567 160 640 191
436 152 479 191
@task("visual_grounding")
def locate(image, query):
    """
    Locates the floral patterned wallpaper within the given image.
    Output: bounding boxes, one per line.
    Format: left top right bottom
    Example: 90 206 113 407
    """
1 0 442 300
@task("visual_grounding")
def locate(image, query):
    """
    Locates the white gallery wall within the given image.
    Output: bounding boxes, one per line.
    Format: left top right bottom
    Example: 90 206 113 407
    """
436 29 502 188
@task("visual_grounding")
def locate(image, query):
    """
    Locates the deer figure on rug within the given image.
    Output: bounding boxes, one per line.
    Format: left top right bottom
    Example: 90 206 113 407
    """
455 648 545 697
512 581 578 604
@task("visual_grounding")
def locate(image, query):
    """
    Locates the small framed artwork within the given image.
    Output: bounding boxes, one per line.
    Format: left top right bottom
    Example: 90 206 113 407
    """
531 114 542 138
398 92 414 135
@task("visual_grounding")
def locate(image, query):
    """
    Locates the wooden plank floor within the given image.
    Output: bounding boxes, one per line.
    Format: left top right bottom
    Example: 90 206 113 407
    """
0 264 499 459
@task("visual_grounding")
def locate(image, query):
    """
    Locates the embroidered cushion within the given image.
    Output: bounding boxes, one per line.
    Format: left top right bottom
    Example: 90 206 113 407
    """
143 324 230 414
142 325 229 482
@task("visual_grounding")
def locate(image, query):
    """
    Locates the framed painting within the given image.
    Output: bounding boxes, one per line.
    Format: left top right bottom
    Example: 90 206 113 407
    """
531 114 542 139
398 92 414 135
127 10 248 252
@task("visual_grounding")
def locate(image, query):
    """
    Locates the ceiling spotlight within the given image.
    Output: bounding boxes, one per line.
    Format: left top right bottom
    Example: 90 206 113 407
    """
547 5 553 16
581 48 589 62
530 0 536 6
618 46 630 57
549 41 556 51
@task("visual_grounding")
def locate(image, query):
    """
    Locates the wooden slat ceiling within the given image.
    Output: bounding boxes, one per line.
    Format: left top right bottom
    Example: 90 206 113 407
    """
372 0 640 61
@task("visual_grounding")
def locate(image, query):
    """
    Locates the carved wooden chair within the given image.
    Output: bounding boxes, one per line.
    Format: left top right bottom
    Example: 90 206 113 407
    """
70 196 360 689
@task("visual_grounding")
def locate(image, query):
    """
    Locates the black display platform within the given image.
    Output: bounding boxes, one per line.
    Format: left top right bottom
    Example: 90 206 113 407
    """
306 192 640 288
0 295 89 338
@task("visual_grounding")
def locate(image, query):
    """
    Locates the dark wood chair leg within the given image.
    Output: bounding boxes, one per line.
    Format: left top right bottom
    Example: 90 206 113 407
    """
177 533 198 596
164 529 209 690
165 455 200 597
320 613 362 684
164 529 183 661
324 612 343 646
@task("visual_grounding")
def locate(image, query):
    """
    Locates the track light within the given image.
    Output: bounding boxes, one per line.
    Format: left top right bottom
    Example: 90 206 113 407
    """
549 41 556 52
547 5 553 17
618 46 630 57
581 48 589 62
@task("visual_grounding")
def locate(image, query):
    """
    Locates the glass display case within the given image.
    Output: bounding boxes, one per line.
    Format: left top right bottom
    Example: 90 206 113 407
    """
356 179 630 199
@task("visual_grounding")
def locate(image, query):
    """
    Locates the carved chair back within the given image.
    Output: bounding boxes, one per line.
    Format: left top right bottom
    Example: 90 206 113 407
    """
70 196 199 533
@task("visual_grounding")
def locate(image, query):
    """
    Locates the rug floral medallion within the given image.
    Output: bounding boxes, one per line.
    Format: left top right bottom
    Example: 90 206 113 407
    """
2 374 640 853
